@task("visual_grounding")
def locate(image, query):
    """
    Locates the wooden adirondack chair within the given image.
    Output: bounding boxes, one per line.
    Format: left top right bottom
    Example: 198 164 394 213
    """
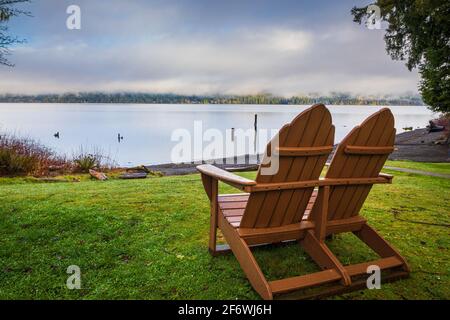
197 106 409 299
298 107 411 298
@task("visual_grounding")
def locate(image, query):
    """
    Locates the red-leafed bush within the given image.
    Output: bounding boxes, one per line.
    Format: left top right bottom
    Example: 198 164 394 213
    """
0 133 70 176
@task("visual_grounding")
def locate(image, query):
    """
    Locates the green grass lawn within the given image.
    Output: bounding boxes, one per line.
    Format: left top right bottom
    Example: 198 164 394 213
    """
0 161 449 299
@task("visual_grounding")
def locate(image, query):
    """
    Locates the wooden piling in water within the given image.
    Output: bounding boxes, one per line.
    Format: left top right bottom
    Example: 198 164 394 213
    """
254 114 258 162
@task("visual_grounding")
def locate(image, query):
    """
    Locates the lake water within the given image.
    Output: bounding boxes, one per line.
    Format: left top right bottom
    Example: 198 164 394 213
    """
0 104 434 166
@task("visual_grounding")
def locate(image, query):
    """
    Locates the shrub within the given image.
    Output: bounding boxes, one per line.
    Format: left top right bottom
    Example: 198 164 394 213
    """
0 134 68 176
72 147 116 173
73 154 99 172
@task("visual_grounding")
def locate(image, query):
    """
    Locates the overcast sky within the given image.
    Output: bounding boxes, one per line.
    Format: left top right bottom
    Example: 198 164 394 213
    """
0 0 420 96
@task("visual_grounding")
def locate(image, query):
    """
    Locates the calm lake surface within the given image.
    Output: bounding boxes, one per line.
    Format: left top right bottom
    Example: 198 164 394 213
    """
0 104 434 166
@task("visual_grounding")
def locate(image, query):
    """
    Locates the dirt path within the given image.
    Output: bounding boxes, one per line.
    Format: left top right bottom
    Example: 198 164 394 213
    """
383 166 450 179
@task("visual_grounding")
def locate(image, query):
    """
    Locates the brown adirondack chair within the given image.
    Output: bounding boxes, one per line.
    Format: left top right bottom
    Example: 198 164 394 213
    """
197 106 409 299
301 107 410 297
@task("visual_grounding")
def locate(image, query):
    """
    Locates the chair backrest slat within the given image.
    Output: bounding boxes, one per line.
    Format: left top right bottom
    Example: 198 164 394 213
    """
240 104 334 228
277 146 334 156
309 108 395 222
344 145 394 155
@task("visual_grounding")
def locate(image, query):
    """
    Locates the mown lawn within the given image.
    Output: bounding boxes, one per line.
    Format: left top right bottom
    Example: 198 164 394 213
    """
0 161 449 299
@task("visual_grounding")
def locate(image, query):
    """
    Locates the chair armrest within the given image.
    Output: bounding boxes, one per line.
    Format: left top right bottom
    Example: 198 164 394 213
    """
379 173 394 183
197 164 256 190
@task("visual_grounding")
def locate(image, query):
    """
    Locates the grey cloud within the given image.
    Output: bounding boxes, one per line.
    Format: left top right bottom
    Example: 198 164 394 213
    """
0 0 420 96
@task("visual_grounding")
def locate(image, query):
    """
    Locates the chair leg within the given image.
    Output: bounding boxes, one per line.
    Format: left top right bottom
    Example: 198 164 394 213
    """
208 180 219 256
218 214 273 300
208 230 218 256
208 212 218 256
354 223 410 272
300 230 352 286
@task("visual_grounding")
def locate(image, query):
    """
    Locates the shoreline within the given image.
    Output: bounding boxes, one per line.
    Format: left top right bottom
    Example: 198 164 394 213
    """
0 102 426 107
145 128 449 176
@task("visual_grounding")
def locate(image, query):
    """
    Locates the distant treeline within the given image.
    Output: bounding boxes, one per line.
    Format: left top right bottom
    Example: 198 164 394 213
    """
0 92 424 106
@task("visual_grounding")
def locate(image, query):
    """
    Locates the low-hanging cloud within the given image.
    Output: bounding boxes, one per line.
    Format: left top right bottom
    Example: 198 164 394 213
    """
0 0 420 96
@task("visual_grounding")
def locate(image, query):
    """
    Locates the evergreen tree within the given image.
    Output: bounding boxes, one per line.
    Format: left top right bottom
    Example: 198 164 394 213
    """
352 0 450 113
0 0 30 66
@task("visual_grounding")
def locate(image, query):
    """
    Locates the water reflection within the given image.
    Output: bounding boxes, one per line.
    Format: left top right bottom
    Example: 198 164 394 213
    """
0 104 434 166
